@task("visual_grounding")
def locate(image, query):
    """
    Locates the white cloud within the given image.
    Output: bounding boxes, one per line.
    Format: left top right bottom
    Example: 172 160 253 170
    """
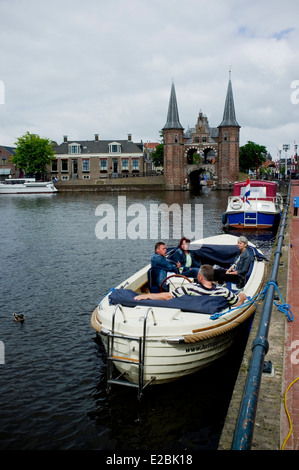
0 0 298 159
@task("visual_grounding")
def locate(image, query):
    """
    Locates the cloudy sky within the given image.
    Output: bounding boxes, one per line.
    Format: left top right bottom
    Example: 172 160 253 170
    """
0 0 298 160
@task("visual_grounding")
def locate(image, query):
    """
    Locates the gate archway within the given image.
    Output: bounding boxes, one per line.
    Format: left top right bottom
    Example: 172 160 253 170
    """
188 167 216 190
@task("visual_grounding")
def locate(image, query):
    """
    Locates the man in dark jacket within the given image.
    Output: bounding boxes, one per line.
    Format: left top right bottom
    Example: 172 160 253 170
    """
151 241 181 288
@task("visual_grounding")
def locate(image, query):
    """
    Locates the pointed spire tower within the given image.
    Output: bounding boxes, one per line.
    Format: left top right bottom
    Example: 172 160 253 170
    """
217 70 241 188
219 70 239 127
163 82 183 130
163 82 186 189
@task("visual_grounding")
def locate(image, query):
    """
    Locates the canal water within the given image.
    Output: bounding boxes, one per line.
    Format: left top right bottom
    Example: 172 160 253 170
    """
0 188 277 451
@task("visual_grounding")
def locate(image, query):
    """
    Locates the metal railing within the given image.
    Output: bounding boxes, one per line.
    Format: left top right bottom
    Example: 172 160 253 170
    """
231 182 291 450
107 305 157 400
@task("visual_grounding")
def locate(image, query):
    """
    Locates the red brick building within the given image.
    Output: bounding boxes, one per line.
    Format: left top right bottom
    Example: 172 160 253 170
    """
0 146 16 180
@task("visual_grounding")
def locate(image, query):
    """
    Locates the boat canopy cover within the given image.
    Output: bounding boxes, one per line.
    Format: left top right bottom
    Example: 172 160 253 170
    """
109 289 229 314
233 180 277 198
168 244 266 268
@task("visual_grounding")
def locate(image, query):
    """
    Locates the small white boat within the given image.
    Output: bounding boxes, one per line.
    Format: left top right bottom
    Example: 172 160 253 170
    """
0 178 58 194
91 234 266 397
222 180 283 229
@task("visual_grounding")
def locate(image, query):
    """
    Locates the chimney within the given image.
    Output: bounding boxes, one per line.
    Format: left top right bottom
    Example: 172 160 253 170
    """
63 135 68 143
127 133 132 141
95 134 99 141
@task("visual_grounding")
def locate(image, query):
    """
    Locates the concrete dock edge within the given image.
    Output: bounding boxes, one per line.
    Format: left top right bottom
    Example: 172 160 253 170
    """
218 198 291 450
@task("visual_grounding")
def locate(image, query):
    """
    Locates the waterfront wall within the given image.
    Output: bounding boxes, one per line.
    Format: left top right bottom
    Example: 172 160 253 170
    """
55 176 166 192
218 198 291 450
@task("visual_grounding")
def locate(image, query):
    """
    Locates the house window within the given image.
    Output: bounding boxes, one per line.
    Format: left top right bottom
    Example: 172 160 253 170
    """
51 159 58 172
202 136 207 142
82 159 90 172
100 159 107 172
122 159 129 171
2 157 6 165
174 134 178 143
68 143 81 154
109 142 121 153
61 159 68 172
132 158 139 171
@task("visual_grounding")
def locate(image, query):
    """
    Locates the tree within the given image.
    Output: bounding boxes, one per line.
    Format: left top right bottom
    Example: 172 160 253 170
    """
239 141 267 172
192 151 201 165
151 143 164 168
11 132 55 179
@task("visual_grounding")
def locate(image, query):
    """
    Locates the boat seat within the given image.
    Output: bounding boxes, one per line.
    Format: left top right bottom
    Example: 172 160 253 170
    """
147 267 162 293
245 258 254 281
225 258 254 293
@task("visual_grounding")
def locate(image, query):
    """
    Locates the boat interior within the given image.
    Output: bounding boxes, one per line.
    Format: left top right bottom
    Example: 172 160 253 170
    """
108 243 266 315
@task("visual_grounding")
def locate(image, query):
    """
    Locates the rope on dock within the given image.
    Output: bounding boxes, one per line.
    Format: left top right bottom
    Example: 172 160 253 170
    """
210 280 293 322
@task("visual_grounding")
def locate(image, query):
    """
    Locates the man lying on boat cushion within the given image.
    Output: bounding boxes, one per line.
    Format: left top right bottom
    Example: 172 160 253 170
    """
134 265 246 307
109 265 246 314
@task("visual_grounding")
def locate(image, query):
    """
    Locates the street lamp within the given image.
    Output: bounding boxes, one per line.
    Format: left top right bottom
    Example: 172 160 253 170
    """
283 144 290 178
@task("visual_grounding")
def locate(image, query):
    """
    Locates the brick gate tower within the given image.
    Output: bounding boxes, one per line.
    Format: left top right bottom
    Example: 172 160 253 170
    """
162 82 186 190
163 73 240 190
216 72 240 189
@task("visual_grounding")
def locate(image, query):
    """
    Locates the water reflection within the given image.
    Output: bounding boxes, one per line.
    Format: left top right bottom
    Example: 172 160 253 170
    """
90 322 250 451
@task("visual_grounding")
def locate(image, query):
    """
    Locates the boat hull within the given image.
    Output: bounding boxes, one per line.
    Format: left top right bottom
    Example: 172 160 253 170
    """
91 303 256 385
0 183 58 194
225 210 281 229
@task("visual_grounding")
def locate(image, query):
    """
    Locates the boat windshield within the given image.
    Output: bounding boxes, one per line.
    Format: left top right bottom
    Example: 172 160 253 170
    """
240 187 266 198
3 178 35 185
5 179 26 185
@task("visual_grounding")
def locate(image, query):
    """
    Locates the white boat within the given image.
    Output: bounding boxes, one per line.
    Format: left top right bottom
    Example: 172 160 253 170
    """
91 234 266 397
0 178 58 194
222 180 283 229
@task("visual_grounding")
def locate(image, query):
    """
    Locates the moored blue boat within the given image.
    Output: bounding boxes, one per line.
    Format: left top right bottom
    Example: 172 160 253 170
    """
223 179 283 229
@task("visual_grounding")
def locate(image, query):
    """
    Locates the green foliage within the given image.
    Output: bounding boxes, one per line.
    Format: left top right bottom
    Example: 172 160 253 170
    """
11 132 55 177
239 141 267 171
151 143 164 167
192 151 201 164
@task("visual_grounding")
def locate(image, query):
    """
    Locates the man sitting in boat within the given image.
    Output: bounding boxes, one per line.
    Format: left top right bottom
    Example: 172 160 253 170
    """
172 236 201 278
213 236 253 288
135 265 246 307
151 241 181 289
